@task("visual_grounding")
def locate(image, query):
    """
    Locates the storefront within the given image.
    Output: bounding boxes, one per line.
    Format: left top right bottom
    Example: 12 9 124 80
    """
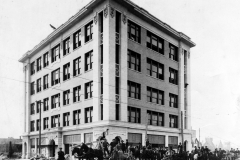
63 134 81 154
168 136 178 150
148 134 165 148
128 133 142 146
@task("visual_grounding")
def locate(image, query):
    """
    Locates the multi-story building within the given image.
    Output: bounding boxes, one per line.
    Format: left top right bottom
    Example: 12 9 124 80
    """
19 0 195 158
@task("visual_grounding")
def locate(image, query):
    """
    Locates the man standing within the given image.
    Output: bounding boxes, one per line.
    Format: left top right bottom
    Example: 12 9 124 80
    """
178 142 183 154
57 148 65 160
102 139 110 157
125 139 129 153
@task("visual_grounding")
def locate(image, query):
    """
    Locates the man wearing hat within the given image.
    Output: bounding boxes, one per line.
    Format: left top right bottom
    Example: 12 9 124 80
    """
57 147 65 160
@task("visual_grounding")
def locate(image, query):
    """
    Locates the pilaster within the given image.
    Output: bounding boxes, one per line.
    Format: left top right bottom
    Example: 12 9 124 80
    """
178 41 184 129
92 10 100 122
102 4 116 120
120 11 128 122
165 135 169 147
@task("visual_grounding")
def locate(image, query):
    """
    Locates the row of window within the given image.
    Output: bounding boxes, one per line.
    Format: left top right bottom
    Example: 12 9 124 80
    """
128 20 179 61
128 106 178 128
128 50 178 85
31 21 93 76
30 81 93 115
30 107 93 132
128 81 178 108
31 51 93 95
30 105 177 132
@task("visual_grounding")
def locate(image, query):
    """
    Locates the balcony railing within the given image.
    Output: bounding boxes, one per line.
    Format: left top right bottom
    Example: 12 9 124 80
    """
100 32 103 45
100 64 103 77
115 94 120 104
116 32 120 45
116 64 120 77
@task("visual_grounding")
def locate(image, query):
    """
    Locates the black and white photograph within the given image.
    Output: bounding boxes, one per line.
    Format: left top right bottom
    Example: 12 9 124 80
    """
0 0 240 159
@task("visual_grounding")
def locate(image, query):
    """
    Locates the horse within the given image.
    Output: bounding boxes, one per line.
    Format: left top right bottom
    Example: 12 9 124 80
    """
77 142 103 160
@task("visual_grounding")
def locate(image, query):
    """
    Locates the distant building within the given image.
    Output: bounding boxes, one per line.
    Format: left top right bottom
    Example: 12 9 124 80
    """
19 0 195 159
203 137 216 151
0 137 22 153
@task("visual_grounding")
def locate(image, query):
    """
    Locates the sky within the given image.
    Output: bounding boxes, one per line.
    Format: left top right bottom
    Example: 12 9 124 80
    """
0 0 240 148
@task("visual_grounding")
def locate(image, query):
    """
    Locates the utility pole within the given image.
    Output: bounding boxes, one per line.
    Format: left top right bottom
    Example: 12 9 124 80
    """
181 111 184 150
199 128 200 147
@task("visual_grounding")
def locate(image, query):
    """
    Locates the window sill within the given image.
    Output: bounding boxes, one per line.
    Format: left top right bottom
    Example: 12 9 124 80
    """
36 69 42 73
73 46 82 52
85 39 93 45
36 90 42 94
128 97 141 101
43 87 49 91
73 101 81 104
85 69 93 73
63 51 71 57
146 47 164 57
146 74 164 82
63 78 71 83
128 38 141 45
73 73 82 78
85 97 93 101
169 58 179 63
128 68 141 74
63 103 71 107
146 101 164 106
169 82 178 87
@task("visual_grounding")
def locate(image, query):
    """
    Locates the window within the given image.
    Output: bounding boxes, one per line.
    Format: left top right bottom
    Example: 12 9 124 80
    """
128 81 141 99
37 57 42 71
43 52 49 67
36 119 40 131
51 44 60 63
147 31 164 54
169 93 178 108
43 74 49 90
36 101 41 113
63 90 70 106
51 93 60 109
30 121 35 132
63 63 70 81
73 85 81 102
128 20 141 43
147 87 164 105
31 61 35 75
51 114 60 128
73 30 81 49
43 98 49 111
43 117 49 130
85 107 93 123
37 78 41 93
128 106 140 123
73 56 81 76
169 43 178 61
31 103 35 115
63 112 70 126
85 21 93 42
85 81 93 99
73 109 81 125
31 82 35 95
169 115 178 128
147 58 164 80
147 110 164 126
128 50 141 72
169 68 178 85
63 37 70 56
51 68 60 86
85 51 93 71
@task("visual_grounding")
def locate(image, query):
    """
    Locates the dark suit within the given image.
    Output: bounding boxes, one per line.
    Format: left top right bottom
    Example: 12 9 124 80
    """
58 150 65 160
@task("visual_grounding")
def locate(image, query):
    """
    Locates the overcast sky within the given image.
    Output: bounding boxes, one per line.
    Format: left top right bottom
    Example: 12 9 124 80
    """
0 0 240 147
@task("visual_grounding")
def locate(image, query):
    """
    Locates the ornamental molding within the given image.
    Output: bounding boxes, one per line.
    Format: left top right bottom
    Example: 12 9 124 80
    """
122 12 127 24
104 5 108 18
94 12 98 24
110 6 115 18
